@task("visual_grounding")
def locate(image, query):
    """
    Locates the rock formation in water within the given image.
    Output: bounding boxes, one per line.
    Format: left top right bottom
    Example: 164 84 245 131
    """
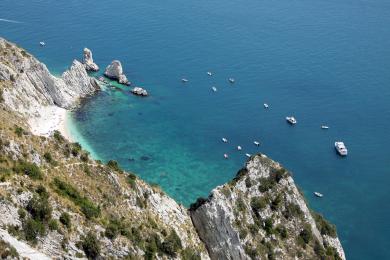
131 87 148 96
82 47 99 72
104 60 130 85
0 37 344 259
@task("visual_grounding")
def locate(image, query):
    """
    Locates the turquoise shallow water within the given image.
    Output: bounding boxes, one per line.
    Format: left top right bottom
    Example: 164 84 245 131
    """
2 0 390 258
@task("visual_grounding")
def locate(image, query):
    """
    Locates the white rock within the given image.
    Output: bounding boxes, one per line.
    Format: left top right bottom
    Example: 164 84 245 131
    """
104 60 130 85
131 87 148 96
82 48 99 71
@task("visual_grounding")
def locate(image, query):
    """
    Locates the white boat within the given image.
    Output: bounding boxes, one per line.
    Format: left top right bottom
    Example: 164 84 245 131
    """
286 116 297 125
253 141 260 146
314 192 323 198
212 86 217 92
182 78 188 83
245 153 251 158
224 154 229 159
335 141 348 156
222 138 228 143
207 71 212 76
228 78 235 83
237 146 242 151
264 103 269 109
321 125 329 129
39 41 45 46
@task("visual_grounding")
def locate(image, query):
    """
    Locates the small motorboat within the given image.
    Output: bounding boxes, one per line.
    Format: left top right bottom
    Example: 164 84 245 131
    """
228 78 235 83
39 41 45 46
286 116 297 125
224 154 229 159
212 86 217 92
321 125 329 129
253 141 260 146
237 146 242 151
245 153 251 158
207 71 212 76
222 138 228 143
182 78 189 83
335 141 348 156
264 103 269 109
314 192 323 198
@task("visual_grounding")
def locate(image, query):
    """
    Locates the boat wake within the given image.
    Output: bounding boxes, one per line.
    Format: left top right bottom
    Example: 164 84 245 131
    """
0 18 22 24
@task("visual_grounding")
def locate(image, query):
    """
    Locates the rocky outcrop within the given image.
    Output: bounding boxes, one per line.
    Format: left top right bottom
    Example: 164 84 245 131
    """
190 154 345 260
131 87 148 96
82 48 99 71
0 38 100 118
104 60 130 85
0 37 344 260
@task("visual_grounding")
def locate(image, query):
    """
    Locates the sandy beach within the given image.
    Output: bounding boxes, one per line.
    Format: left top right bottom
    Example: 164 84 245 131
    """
28 106 73 142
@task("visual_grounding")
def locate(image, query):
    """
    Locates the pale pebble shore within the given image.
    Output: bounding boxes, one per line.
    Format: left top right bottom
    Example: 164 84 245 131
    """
28 106 74 142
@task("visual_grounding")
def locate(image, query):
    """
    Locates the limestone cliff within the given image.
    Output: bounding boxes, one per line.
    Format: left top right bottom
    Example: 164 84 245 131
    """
0 37 344 260
190 154 345 260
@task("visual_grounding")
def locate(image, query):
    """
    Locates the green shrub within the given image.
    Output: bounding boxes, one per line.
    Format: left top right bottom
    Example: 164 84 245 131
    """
245 177 252 188
26 195 52 222
258 177 275 193
71 143 82 157
106 160 122 172
53 130 65 143
313 212 337 237
43 152 53 164
263 218 274 235
275 225 288 239
0 89 4 103
250 196 267 213
236 197 246 213
59 212 71 229
18 208 26 219
283 203 303 220
23 218 46 243
270 194 282 211
81 231 100 259
299 225 312 244
80 152 89 162
52 178 100 219
14 126 24 137
13 161 43 180
127 173 137 189
270 168 288 183
48 219 59 231
181 248 201 260
104 218 121 240
161 230 182 257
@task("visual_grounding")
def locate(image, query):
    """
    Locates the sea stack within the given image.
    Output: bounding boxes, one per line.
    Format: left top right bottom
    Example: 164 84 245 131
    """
104 60 130 85
82 48 99 71
131 87 148 96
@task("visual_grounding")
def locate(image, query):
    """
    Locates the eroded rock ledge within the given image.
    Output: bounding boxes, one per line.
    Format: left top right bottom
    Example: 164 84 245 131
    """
190 154 345 260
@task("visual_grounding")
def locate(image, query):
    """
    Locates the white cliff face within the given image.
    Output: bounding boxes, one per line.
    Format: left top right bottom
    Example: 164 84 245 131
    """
104 60 130 85
0 38 100 136
83 48 99 71
191 154 345 260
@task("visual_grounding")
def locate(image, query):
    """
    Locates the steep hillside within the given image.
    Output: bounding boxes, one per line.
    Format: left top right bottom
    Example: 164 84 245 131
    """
190 154 345 260
0 37 344 260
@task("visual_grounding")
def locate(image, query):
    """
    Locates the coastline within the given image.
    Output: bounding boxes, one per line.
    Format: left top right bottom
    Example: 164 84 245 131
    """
28 105 101 160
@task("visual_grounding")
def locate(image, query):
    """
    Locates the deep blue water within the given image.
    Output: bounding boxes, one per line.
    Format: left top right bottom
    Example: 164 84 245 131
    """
2 0 390 258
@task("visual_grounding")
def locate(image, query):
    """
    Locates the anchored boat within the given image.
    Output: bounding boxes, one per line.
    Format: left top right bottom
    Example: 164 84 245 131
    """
335 141 348 156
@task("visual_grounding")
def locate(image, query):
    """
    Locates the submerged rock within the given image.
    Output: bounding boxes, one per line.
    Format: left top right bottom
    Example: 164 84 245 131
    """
104 60 130 85
82 48 99 71
131 87 148 96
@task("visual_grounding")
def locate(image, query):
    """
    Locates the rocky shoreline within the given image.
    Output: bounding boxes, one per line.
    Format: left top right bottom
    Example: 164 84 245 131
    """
0 37 344 260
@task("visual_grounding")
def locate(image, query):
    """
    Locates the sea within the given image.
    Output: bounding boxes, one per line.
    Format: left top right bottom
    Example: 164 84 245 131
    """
2 0 390 258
